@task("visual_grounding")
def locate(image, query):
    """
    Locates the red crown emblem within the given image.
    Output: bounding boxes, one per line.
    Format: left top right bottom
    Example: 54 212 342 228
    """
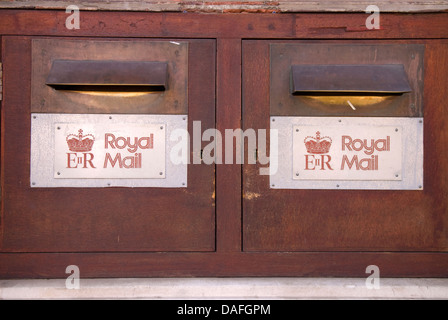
304 131 332 154
66 129 95 152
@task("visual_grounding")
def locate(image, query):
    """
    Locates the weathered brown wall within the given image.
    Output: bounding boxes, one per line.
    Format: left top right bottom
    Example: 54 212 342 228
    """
0 0 447 13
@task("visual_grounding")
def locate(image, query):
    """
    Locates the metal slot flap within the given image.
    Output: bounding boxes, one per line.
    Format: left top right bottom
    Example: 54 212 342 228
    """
46 60 168 91
291 64 411 95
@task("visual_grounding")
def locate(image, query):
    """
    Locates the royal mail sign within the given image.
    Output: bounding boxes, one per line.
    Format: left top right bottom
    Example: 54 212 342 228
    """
270 117 423 190
293 125 402 181
54 124 165 179
31 114 187 188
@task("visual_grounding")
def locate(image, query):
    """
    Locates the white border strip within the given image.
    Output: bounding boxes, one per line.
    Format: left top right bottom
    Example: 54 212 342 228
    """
1 278 447 300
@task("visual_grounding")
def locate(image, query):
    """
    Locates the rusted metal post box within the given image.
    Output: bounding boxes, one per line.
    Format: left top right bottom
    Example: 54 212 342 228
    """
1 37 216 253
242 39 447 258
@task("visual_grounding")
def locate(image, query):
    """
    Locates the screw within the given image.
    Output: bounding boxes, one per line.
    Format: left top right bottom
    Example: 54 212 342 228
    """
272 119 275 122
338 119 342 123
272 184 275 187
183 117 186 120
419 185 423 189
57 172 61 175
419 120 423 124
109 116 112 119
296 129 299 132
182 182 186 186
32 182 36 186
336 184 340 188
395 174 399 178
296 173 299 176
159 172 163 176
33 116 37 119
107 183 111 186
57 127 61 130
160 126 164 130
395 128 399 132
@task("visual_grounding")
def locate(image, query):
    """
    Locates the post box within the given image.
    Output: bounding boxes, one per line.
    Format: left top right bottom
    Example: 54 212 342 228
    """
1 37 216 252
242 41 444 254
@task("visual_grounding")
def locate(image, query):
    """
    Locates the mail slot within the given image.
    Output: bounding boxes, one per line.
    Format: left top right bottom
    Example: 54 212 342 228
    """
1 37 216 252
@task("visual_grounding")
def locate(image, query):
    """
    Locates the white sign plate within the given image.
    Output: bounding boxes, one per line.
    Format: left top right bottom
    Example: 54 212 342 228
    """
54 123 165 179
270 117 423 190
31 114 188 188
293 125 402 181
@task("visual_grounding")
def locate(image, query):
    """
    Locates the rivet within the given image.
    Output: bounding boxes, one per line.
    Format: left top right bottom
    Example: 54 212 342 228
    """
32 182 36 186
57 127 61 130
395 128 399 132
419 120 423 124
159 172 163 176
160 126 164 130
33 116 37 119
272 184 275 187
338 119 342 123
109 116 112 119
419 185 423 189
272 118 275 122
296 173 299 176
57 172 61 175
336 184 340 188
296 129 299 132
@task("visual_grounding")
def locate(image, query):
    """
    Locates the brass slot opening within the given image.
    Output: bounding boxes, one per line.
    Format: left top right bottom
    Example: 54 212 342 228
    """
46 60 168 93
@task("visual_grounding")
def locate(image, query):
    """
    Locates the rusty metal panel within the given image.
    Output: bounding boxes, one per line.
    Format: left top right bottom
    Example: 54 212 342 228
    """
270 44 424 117
31 39 188 114
0 62 2 101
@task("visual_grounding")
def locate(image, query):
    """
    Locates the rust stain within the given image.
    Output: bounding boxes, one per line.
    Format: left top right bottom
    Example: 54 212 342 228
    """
244 191 261 200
